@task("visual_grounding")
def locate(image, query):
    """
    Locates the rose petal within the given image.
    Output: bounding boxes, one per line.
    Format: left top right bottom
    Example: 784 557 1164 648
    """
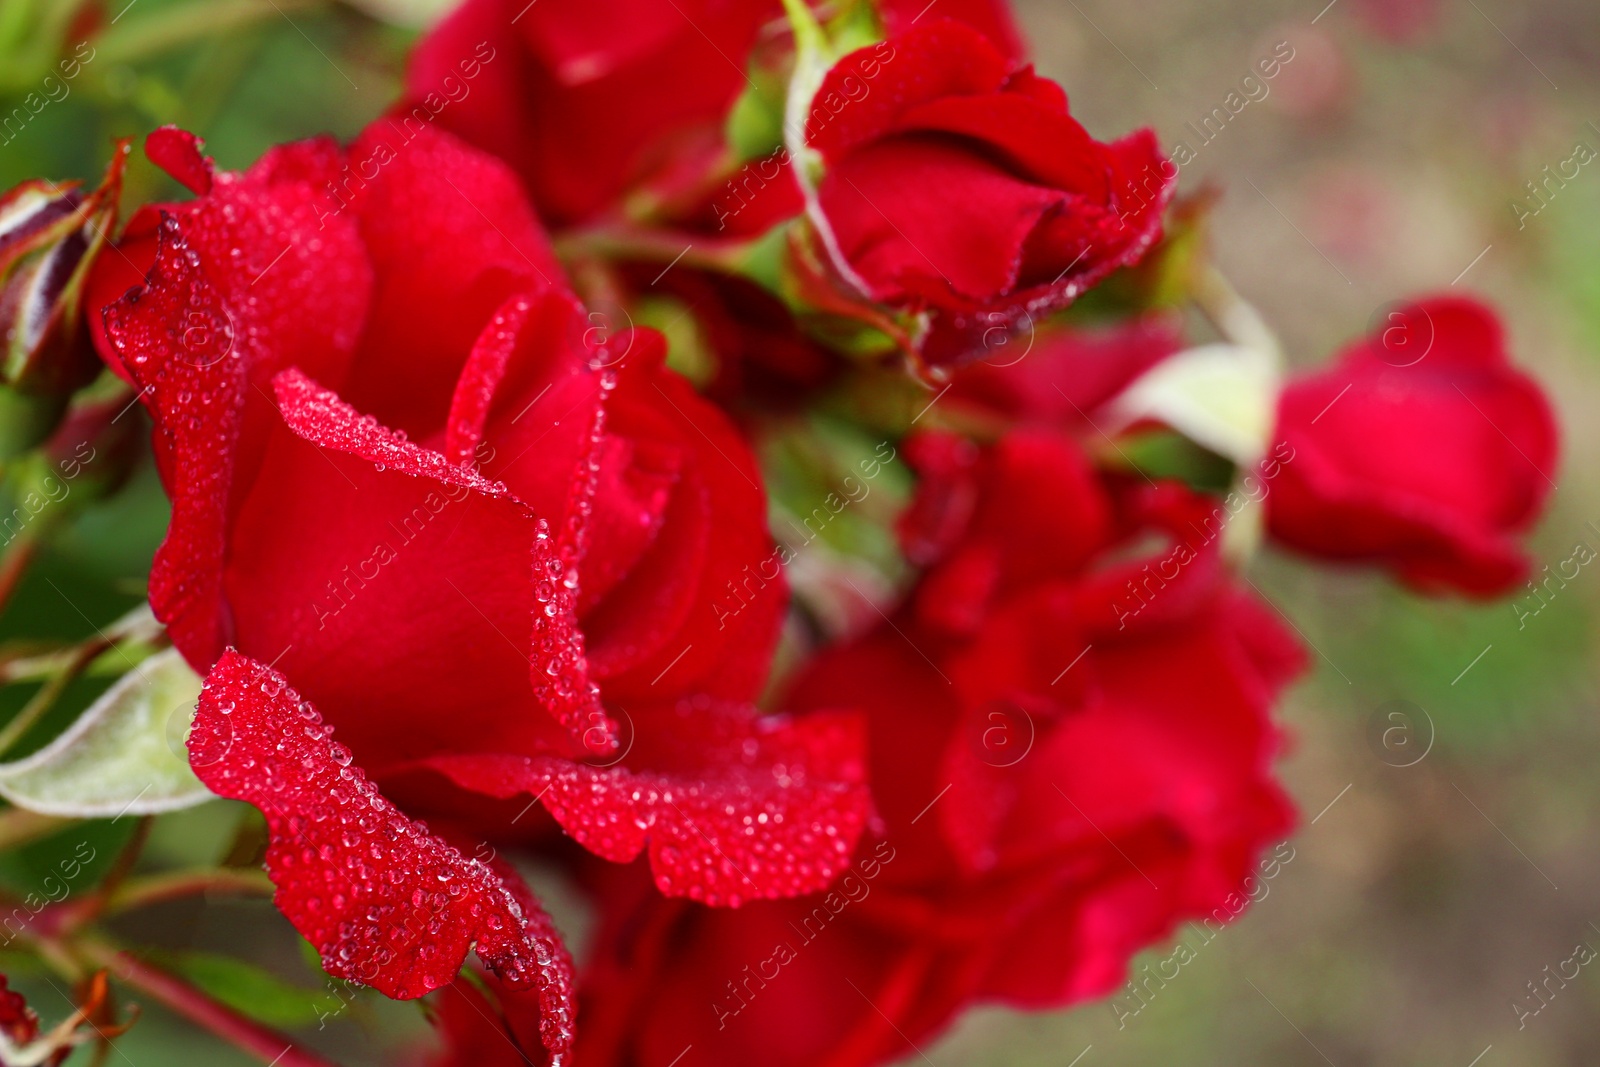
807 21 1012 160
338 122 565 438
878 0 1027 61
224 369 607 763
818 138 1062 305
99 216 243 666
145 126 214 195
396 698 871 907
190 650 576 1063
91 131 372 397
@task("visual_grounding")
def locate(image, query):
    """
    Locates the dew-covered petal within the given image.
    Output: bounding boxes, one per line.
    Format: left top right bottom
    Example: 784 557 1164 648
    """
189 651 576 1064
98 216 245 667
396 698 871 907
225 368 606 763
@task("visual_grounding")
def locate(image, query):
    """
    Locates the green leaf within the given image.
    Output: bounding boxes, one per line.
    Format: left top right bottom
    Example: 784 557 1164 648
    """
1112 429 1236 492
637 295 718 388
153 949 345 1030
0 647 212 817
725 69 789 162
0 817 136 897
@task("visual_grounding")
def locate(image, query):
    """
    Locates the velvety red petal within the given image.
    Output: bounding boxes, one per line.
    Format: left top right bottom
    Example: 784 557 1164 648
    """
515 0 681 82
222 369 604 766
576 867 958 1067
1269 295 1557 595
895 93 1103 194
406 0 771 225
92 131 372 397
456 303 678 616
1378 294 1506 368
434 293 626 751
945 592 1294 883
1002 65 1068 109
818 137 1062 304
904 429 1112 635
442 294 778 710
443 291 545 468
428 970 555 1067
807 20 1011 161
782 634 960 886
1015 129 1171 289
581 346 787 703
966 604 1297 1005
99 216 244 667
338 120 564 438
946 314 1182 425
144 125 214 195
878 0 1027 61
190 651 576 1063
393 697 871 907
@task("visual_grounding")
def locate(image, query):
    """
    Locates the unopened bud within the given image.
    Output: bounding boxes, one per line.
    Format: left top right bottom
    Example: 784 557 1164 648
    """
0 142 128 450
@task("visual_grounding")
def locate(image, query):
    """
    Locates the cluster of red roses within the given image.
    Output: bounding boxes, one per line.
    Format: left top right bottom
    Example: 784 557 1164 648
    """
4 0 1555 1064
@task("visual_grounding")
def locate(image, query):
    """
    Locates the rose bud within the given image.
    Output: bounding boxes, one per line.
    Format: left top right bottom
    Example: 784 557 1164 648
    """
0 145 127 455
1267 295 1558 596
799 19 1174 369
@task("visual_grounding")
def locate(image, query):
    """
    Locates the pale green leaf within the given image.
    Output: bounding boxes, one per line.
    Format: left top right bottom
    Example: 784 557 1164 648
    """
1107 342 1280 467
0 647 213 817
339 0 457 27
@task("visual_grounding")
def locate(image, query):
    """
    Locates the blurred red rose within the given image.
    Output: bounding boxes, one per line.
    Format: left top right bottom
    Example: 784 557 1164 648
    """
1351 0 1442 44
559 429 1298 1067
1267 295 1558 595
805 20 1173 365
404 0 778 226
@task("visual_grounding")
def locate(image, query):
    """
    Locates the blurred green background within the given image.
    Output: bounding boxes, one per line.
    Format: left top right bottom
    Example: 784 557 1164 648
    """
0 0 1595 1063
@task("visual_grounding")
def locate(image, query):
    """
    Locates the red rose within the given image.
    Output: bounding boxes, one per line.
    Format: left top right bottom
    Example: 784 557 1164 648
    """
1267 295 1558 595
805 20 1173 365
558 430 1298 1067
88 123 871 1059
404 0 778 226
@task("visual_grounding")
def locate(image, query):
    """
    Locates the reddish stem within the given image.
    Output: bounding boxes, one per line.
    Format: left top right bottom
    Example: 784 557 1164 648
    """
98 867 275 918
0 529 40 618
74 939 342 1067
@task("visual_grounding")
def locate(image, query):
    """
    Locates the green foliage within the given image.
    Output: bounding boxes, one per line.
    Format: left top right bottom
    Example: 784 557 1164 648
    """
0 647 210 818
150 949 348 1030
0 816 136 897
